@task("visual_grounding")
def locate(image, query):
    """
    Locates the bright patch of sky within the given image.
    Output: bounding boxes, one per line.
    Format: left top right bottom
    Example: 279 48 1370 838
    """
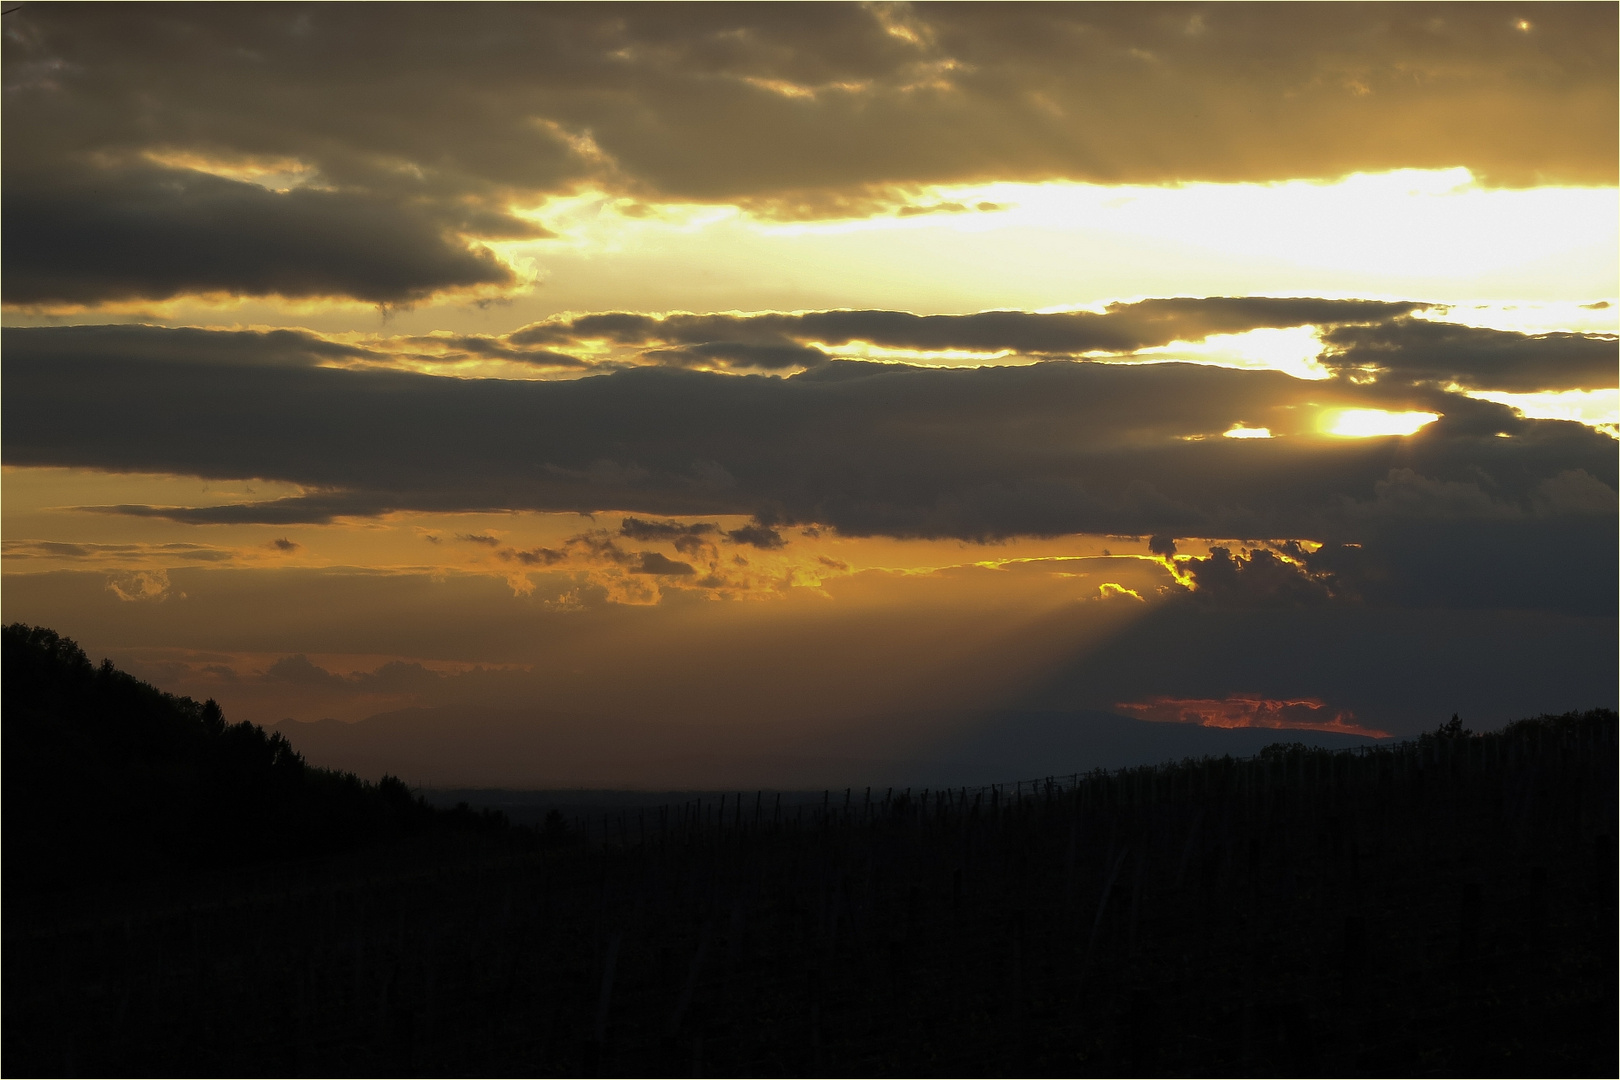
57 170 1616 344
1118 326 1331 380
1414 301 1618 336
1321 409 1440 438
1468 389 1620 435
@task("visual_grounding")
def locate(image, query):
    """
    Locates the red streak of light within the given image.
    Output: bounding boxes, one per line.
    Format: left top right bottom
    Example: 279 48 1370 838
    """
1114 694 1390 739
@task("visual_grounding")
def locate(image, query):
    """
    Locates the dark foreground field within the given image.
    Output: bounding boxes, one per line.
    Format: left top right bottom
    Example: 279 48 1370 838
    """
4 627 1615 1076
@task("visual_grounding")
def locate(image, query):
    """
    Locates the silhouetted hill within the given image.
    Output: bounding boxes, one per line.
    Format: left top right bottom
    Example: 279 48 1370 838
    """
2 623 508 893
4 624 1614 1075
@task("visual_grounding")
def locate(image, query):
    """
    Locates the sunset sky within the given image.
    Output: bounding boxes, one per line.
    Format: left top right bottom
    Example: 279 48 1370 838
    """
4 3 1615 787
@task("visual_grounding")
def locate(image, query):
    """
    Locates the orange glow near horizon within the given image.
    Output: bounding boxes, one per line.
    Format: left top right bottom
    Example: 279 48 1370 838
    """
1 466 1192 609
1115 694 1391 739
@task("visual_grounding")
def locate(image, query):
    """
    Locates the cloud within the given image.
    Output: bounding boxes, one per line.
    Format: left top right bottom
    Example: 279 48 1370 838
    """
1319 318 1619 393
672 534 712 556
620 517 718 542
10 324 1612 544
1354 467 1522 521
4 322 378 367
5 6 1612 303
1 539 234 563
3 164 517 306
1535 469 1620 514
1113 694 1388 738
105 568 172 602
618 516 725 560
1147 534 1178 558
264 653 347 688
515 298 1431 365
632 551 696 576
73 496 379 527
1180 546 1337 607
568 530 635 566
270 537 299 552
725 523 787 550
6 319 1614 615
263 653 447 693
394 335 588 369
643 342 831 372
501 546 568 567
896 201 978 217
1283 518 1616 617
354 660 448 694
0 298 1459 383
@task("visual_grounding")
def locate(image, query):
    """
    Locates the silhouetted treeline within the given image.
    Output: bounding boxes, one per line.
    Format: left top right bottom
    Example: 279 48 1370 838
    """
3 623 511 894
3 626 1614 1075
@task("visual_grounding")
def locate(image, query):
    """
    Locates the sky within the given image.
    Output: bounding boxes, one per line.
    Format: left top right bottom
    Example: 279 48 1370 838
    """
3 3 1615 788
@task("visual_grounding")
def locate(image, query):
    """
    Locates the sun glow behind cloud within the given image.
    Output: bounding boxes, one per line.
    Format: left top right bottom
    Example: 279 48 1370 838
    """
1122 325 1331 380
749 169 1614 283
447 168 1620 334
1321 408 1439 438
139 150 324 193
1222 424 1273 439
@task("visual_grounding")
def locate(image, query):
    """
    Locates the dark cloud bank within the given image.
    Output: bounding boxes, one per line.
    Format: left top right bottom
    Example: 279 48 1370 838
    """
5 316 1615 616
2 165 518 306
5 3 1614 305
514 300 1617 395
12 298 1615 388
512 298 1433 370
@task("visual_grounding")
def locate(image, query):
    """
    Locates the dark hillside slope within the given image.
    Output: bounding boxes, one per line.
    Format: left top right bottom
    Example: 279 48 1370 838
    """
5 683 1615 1075
3 623 503 893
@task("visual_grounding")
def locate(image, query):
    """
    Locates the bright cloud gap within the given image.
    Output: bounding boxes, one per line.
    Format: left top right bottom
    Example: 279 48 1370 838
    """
1322 409 1440 438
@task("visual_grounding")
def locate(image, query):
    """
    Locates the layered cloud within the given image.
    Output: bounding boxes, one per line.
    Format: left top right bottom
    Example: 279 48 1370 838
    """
5 4 1614 305
1318 318 1619 392
508 297 1433 370
0 539 236 564
7 321 1612 536
6 314 1614 617
13 300 1613 387
2 164 521 307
